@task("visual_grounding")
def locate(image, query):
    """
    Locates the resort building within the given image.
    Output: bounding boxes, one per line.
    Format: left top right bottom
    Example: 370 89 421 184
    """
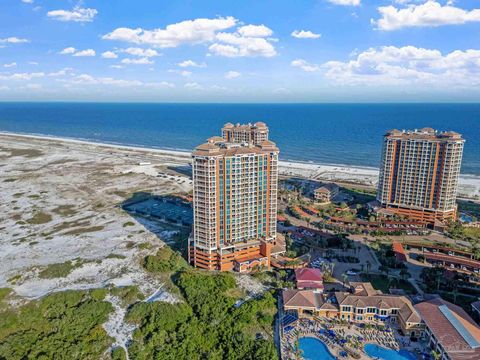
283 285 423 338
377 128 464 226
314 183 339 203
295 268 324 291
415 298 480 360
189 123 279 271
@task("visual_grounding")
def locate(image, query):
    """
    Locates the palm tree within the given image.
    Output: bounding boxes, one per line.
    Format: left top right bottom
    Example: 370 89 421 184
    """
431 351 441 360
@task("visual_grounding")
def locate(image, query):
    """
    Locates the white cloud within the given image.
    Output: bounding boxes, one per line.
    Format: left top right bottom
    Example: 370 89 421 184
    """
291 59 320 72
208 44 239 57
0 72 44 80
73 49 96 57
29 61 39 65
4 62 17 68
0 37 29 44
61 47 95 57
374 1 480 31
47 6 97 22
327 0 360 6
168 69 192 77
177 60 206 68
144 81 175 89
103 17 237 48
225 71 241 79
8 70 176 91
184 82 203 90
322 45 480 87
103 17 277 58
121 47 159 57
22 0 34 3
209 29 277 57
291 30 321 39
67 74 143 87
101 51 118 59
110 65 125 69
121 57 153 65
60 47 76 54
237 24 272 37
48 68 73 77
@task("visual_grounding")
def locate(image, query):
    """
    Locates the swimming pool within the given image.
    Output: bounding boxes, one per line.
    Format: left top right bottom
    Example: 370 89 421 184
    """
364 344 417 360
298 337 335 360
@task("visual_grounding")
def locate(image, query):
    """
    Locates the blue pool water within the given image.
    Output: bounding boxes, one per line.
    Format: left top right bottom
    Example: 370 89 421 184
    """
299 337 335 360
364 344 417 360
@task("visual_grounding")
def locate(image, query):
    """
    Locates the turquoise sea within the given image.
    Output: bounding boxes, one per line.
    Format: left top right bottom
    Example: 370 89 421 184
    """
0 103 479 175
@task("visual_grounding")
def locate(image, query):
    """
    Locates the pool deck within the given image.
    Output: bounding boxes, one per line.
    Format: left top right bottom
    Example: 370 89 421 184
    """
281 318 428 360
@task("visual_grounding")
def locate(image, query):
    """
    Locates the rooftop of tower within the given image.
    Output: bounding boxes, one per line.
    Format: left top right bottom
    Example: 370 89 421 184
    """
193 137 278 156
385 128 464 141
222 122 268 130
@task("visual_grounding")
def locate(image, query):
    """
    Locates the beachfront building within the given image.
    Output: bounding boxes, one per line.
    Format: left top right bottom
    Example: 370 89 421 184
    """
377 128 464 226
283 284 423 337
313 183 339 203
189 123 279 271
415 298 480 360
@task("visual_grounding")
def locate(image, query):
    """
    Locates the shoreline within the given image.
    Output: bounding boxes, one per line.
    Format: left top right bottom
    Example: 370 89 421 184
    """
1 130 479 200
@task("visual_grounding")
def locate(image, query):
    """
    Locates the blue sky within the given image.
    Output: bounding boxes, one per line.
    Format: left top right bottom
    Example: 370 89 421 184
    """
1 0 480 102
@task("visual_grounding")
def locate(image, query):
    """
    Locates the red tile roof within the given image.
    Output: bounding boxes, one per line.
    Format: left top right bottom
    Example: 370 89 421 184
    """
297 281 324 290
392 241 407 262
415 298 480 360
295 268 323 282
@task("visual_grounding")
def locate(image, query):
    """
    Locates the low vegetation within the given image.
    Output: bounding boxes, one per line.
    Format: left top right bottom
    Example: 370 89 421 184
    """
26 211 52 225
110 285 144 306
126 271 277 359
38 259 87 279
0 290 113 360
143 246 188 273
39 260 77 279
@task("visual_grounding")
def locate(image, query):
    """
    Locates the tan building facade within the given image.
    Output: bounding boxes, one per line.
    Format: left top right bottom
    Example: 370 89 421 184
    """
283 286 424 337
377 128 464 225
189 123 279 271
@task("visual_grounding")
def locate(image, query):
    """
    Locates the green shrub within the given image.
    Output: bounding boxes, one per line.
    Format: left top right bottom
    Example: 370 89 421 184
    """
110 285 144 306
0 290 113 360
143 247 188 273
125 271 277 360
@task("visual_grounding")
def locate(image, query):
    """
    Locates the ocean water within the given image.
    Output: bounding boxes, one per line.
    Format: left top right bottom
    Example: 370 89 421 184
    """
0 103 479 175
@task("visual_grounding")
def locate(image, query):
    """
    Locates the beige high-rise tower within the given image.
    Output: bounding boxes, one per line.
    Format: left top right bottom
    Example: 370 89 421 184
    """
189 122 279 272
377 128 464 225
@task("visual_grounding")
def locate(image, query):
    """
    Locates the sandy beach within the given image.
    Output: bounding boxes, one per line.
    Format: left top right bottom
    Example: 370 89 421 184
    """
0 132 193 300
